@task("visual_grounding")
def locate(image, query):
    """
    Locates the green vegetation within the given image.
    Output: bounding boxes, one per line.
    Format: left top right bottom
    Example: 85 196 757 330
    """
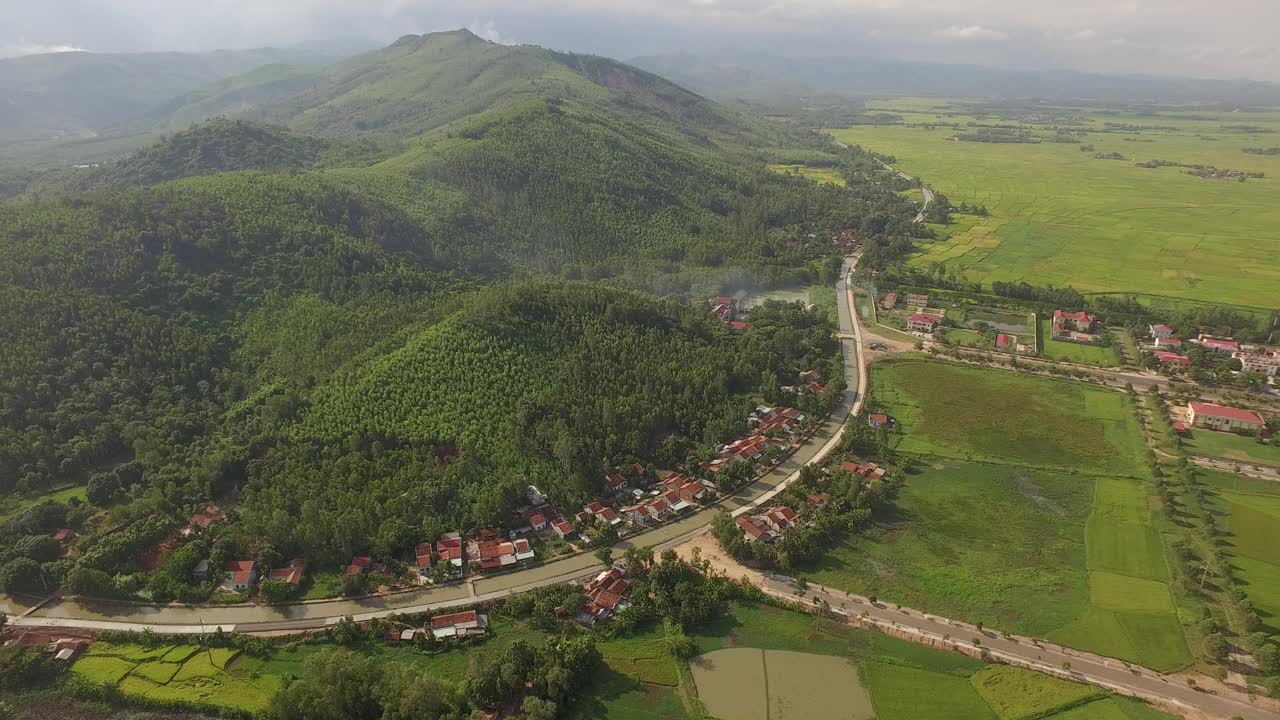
970 665 1102 719
768 163 847 186
868 359 1147 476
831 104 1280 306
1038 321 1120 367
806 360 1191 670
1183 429 1280 467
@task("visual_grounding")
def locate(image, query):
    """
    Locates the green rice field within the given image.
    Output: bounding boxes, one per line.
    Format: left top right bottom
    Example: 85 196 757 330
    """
869 358 1148 477
804 459 1190 670
1200 470 1280 631
1183 428 1280 467
830 103 1280 307
0 484 87 523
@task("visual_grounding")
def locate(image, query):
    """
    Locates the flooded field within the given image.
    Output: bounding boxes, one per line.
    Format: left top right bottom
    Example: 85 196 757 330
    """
690 648 873 720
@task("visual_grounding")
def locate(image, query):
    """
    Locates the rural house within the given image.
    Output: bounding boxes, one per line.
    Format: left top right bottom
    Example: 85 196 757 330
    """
1153 337 1182 350
221 559 258 593
736 515 774 543
430 610 488 640
345 556 373 576
1235 351 1280 377
1149 324 1174 339
267 559 306 589
867 413 890 429
906 314 939 333
1196 335 1240 353
881 292 897 310
1051 310 1095 336
1187 402 1265 433
906 293 929 308
1155 351 1191 368
414 544 434 585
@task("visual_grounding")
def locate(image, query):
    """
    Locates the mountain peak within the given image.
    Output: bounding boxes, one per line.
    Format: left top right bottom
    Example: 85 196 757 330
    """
389 28 489 50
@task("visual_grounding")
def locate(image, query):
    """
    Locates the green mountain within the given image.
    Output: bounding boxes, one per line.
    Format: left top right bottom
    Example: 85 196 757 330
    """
0 47 334 144
0 31 911 574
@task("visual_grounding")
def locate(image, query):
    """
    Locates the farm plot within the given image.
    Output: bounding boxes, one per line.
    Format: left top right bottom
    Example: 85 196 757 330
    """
829 110 1280 307
71 642 276 713
689 648 873 720
971 665 1102 719
804 456 1189 669
869 359 1148 476
767 163 846 186
1200 470 1280 628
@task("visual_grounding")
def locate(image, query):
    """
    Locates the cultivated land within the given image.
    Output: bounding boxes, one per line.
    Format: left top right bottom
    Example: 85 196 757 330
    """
809 360 1191 670
1201 469 1280 631
767 163 847 186
868 358 1148 477
830 102 1280 307
687 603 1176 720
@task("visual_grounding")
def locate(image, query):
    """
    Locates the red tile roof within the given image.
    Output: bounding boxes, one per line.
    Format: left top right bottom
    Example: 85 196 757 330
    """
1054 309 1094 323
1155 351 1190 365
431 610 478 629
736 516 769 540
52 528 74 542
808 493 832 506
908 313 937 324
1190 402 1264 424
225 559 256 572
529 513 546 527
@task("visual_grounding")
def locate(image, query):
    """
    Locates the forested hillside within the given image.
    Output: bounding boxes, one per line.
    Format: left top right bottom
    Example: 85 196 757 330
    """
0 30 913 588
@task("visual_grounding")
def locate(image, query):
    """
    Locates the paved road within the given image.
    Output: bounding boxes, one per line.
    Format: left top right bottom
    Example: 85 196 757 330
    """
6 258 869 633
766 579 1280 720
873 156 933 222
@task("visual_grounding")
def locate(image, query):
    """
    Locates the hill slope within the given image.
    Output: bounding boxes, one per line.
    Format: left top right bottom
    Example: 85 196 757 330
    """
0 32 906 576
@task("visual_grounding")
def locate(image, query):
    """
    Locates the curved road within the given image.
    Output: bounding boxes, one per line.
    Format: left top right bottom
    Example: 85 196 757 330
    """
5 257 869 634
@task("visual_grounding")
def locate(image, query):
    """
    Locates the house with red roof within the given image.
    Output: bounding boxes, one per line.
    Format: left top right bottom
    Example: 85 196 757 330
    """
762 506 799 533
345 556 373 577
182 505 226 536
881 292 897 310
808 493 832 508
1188 402 1265 433
435 534 465 579
528 513 548 532
1153 337 1182 350
1154 351 1191 368
268 559 306 589
552 518 575 539
906 314 939 333
867 413 890 429
996 334 1012 350
579 566 634 625
221 559 259 593
1196 335 1240 353
1052 310 1095 336
604 472 628 494
736 515 773 543
1149 324 1174 339
431 610 488 639
729 321 752 332
52 528 75 543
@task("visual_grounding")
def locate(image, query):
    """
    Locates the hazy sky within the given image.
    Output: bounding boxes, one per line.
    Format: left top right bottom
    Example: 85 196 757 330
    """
3 0 1278 81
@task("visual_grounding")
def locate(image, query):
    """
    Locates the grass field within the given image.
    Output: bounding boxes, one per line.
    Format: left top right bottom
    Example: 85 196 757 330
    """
0 484 87 523
690 648 873 720
830 104 1280 307
971 665 1102 719
767 163 847 186
869 358 1148 476
1038 321 1120 367
1183 429 1280 467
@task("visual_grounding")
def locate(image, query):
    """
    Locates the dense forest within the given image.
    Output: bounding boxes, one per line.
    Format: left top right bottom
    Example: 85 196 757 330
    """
0 30 913 590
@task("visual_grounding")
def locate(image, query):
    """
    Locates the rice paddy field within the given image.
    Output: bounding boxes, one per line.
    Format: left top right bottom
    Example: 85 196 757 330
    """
868 358 1148 477
806 359 1191 670
1183 428 1280 467
1201 469 1280 631
686 602 1176 720
0 483 87 523
830 102 1280 307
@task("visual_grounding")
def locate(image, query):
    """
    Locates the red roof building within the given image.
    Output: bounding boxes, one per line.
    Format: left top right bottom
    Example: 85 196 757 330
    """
345 556 373 576
1155 351 1191 366
881 292 897 310
1188 402 1265 432
996 334 1011 349
729 321 752 332
1052 309 1095 336
1153 337 1182 349
1197 335 1240 353
736 516 772 542
808 493 831 507
906 314 938 333
268 559 306 587
52 528 74 543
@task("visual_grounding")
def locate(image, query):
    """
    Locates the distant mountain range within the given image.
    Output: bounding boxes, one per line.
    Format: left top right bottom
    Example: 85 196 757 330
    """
0 47 337 144
629 52 1280 107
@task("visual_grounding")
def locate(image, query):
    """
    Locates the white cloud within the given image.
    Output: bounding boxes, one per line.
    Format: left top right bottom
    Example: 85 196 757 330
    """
0 43 86 59
1068 28 1097 41
467 20 506 44
933 25 1007 40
